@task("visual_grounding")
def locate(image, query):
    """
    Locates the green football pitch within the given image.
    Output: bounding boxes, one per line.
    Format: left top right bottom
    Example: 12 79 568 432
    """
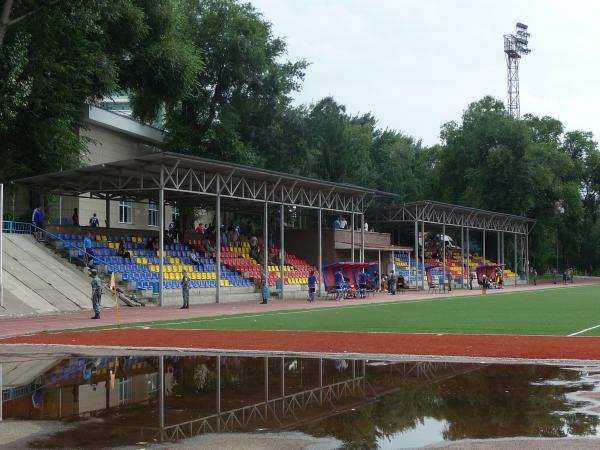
129 285 600 337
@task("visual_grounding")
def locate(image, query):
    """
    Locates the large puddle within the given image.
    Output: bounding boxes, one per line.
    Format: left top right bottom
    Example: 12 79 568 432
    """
1 353 600 448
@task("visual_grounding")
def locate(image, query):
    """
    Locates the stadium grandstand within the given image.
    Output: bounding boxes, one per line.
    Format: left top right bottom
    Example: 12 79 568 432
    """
2 153 534 312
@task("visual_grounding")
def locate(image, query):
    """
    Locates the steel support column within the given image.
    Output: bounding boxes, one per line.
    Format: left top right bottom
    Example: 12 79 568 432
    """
442 217 446 290
414 219 419 290
514 233 518 287
216 355 221 432
360 213 365 263
264 357 269 418
216 179 221 304
526 232 529 285
497 231 501 265
105 196 110 228
280 202 285 299
158 355 164 440
318 208 323 297
319 358 323 405
421 220 425 290
351 213 355 263
263 186 269 285
158 186 164 307
466 227 470 288
460 226 464 289
483 226 486 264
378 250 381 287
501 231 505 265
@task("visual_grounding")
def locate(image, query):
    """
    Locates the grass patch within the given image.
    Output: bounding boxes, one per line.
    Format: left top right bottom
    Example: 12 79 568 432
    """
135 285 600 336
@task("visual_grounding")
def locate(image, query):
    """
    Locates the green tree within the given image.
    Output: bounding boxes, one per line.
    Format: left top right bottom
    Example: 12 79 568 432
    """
166 0 307 164
0 0 200 182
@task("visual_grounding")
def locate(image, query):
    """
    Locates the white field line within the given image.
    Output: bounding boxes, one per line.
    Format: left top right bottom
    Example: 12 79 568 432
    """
568 324 600 337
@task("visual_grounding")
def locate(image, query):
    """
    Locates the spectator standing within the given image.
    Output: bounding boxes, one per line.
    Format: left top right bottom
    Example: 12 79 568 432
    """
481 274 488 295
83 232 94 267
469 270 476 290
358 270 367 298
90 269 102 319
552 269 557 284
72 208 79 227
181 270 190 309
339 216 348 230
204 238 215 256
168 216 177 242
195 223 204 234
89 213 99 227
364 221 369 232
333 217 342 229
334 268 344 300
32 205 45 240
220 226 228 246
260 278 270 304
531 268 537 286
446 272 453 292
228 225 239 247
388 271 397 295
307 270 317 302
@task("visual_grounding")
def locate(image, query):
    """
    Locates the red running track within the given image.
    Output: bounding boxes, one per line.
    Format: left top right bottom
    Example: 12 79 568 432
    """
3 329 600 361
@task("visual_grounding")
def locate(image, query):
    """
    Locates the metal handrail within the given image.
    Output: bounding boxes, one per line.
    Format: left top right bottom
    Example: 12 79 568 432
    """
2 220 108 274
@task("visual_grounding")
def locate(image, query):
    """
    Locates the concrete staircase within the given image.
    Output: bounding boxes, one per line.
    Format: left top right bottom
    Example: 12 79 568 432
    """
0 234 107 317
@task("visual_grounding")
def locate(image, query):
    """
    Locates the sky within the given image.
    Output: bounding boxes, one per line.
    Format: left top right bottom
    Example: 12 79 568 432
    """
250 0 600 146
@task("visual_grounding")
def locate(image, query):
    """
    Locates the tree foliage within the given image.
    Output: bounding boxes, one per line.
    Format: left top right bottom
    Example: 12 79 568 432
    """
0 0 200 180
2 0 600 272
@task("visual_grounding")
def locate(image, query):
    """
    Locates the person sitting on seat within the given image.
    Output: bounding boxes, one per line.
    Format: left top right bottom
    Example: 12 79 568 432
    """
204 238 215 255
117 238 131 260
190 249 201 265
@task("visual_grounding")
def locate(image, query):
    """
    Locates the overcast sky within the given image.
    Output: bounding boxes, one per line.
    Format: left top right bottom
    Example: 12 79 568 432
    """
251 0 600 146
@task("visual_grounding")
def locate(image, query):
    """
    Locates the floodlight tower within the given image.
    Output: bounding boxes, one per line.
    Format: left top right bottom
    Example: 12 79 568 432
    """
504 22 531 118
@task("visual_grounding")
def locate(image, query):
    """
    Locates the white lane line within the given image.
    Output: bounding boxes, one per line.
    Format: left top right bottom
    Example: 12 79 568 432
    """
568 324 600 336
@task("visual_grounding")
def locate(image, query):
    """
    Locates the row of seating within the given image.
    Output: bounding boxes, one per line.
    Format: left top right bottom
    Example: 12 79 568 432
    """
137 279 252 290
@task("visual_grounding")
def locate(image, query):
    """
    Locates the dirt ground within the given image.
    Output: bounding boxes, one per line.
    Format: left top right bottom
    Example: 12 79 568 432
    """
4 328 600 362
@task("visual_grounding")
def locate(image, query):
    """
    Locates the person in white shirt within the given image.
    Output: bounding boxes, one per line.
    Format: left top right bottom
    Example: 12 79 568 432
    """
339 216 348 229
364 221 369 232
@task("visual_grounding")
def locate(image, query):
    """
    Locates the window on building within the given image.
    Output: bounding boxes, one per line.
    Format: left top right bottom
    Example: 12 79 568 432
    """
148 201 158 227
118 377 132 405
119 200 133 224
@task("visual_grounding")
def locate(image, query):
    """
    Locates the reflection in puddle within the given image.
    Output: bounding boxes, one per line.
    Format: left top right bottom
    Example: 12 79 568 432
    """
1 354 600 448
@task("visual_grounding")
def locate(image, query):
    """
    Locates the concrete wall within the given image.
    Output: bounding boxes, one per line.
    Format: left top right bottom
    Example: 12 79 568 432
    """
284 227 393 267
81 123 157 166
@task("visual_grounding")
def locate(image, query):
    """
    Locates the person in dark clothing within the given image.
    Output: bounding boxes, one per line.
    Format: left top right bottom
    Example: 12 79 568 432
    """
308 270 317 302
334 269 344 301
72 208 79 226
90 269 102 319
358 270 367 298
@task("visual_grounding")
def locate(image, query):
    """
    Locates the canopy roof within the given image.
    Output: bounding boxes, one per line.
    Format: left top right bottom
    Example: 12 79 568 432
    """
18 152 394 214
369 200 535 235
